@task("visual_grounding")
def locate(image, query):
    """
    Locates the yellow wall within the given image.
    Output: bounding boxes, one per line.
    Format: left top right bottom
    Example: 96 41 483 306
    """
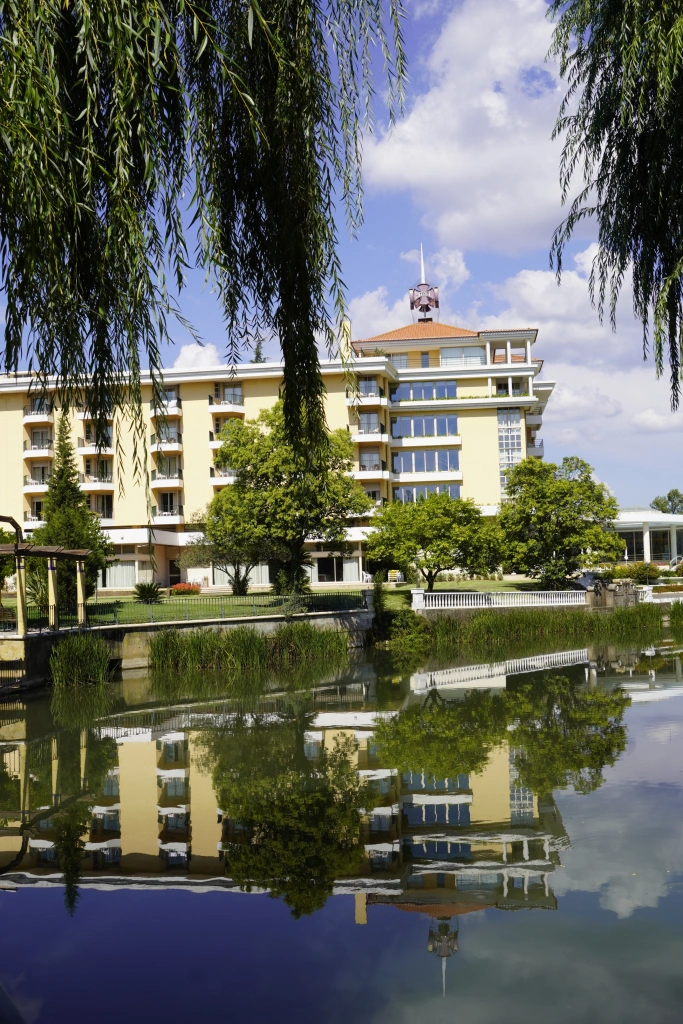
459 409 501 505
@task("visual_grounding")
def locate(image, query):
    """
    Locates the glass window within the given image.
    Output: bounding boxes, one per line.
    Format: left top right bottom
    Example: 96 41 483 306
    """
391 354 408 369
414 451 424 473
413 417 425 437
447 415 458 435
435 381 457 399
421 352 430 368
390 382 411 402
651 530 671 562
498 408 522 490
617 531 644 561
437 449 449 472
423 416 435 436
441 346 486 367
359 412 380 434
360 449 381 470
425 450 436 472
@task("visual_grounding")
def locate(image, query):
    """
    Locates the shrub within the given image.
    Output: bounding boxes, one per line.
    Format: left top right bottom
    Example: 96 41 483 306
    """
170 582 201 596
134 581 162 603
50 633 112 687
612 562 661 583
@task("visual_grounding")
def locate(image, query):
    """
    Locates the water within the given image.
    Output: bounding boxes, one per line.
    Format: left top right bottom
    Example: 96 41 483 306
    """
0 640 682 1022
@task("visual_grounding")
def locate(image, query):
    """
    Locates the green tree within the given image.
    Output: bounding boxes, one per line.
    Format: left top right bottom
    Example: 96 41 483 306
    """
499 456 622 588
366 493 502 591
53 803 91 916
214 401 371 592
198 711 365 917
375 689 510 780
651 489 683 515
549 0 683 407
0 529 14 608
0 2 404 452
178 503 272 595
508 675 630 797
31 415 112 605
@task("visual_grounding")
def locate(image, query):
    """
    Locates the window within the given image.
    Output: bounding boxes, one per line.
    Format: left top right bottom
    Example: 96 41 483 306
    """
390 354 408 369
92 494 113 518
441 345 486 367
498 408 522 491
31 429 51 448
359 377 379 396
103 775 119 797
393 484 460 503
161 777 187 799
616 531 644 561
392 450 459 473
390 381 457 402
391 415 458 438
651 530 671 562
359 412 380 434
421 352 430 368
31 500 43 518
360 449 381 471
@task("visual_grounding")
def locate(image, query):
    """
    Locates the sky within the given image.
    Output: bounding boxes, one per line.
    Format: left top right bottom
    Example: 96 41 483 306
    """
166 0 680 508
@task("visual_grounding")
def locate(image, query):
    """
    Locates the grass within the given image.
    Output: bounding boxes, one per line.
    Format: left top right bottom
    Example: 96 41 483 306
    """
148 622 349 674
49 633 112 687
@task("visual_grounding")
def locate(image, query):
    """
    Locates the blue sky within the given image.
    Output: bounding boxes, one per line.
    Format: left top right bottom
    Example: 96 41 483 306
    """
165 0 681 508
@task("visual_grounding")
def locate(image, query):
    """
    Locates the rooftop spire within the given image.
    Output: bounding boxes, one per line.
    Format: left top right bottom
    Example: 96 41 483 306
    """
409 245 439 322
420 242 426 285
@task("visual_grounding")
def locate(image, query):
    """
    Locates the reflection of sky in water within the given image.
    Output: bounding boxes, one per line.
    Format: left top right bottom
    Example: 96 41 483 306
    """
0 696 682 1022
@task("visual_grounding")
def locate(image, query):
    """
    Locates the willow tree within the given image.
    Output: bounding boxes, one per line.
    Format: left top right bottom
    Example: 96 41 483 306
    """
0 1 405 455
549 1 683 407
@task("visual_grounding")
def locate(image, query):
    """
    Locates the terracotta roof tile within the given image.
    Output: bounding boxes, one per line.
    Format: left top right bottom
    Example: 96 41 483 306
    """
355 321 478 346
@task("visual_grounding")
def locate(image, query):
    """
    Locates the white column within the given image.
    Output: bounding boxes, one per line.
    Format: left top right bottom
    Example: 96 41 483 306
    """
523 873 529 895
506 340 511 364
670 525 677 565
486 340 491 365
526 340 531 363
508 375 513 397
411 588 425 610
528 375 534 397
501 841 507 863
522 839 529 861
503 871 509 897
544 873 549 898
488 376 493 398
643 524 651 563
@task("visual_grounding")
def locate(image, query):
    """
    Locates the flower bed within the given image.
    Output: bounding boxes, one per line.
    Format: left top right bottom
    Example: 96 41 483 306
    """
170 582 201 596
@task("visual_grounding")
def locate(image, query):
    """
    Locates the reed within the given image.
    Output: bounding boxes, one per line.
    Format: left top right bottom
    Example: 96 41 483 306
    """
388 604 665 657
148 622 348 674
49 633 112 687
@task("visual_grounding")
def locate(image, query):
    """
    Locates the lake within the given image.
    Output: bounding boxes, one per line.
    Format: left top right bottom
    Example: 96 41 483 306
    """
0 638 681 1022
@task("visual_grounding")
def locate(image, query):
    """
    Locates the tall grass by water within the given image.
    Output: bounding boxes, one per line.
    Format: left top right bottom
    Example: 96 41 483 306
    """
148 622 348 674
49 634 112 687
388 604 666 658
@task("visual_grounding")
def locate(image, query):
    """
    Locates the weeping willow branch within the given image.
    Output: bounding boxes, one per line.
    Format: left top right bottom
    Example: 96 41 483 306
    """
548 0 683 407
0 0 405 456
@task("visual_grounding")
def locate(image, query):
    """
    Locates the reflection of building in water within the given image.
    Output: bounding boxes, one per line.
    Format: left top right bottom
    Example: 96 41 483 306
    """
0 686 567 919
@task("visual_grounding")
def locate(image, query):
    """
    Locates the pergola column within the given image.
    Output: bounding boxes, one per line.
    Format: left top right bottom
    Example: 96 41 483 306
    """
15 551 27 635
642 523 651 563
76 559 87 626
47 555 58 631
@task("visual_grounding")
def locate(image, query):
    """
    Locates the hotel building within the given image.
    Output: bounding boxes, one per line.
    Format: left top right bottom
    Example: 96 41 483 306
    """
0 311 554 587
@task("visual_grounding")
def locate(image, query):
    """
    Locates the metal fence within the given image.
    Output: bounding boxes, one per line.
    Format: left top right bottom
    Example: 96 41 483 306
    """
412 589 587 610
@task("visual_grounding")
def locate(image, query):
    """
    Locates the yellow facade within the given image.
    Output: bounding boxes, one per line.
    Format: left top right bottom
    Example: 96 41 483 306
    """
0 320 553 587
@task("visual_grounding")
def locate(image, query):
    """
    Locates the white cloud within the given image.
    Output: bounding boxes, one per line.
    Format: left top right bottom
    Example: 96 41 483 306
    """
545 384 622 422
348 286 410 341
172 343 224 369
365 0 570 252
631 408 683 433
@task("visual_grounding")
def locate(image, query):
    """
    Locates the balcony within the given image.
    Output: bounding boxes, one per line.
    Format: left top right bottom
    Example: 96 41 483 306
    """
23 475 51 493
151 469 183 489
22 405 54 426
353 461 390 482
210 467 236 485
23 440 54 459
351 428 389 444
77 436 113 455
527 439 544 458
79 473 114 490
23 513 46 528
151 504 184 525
346 386 388 407
526 414 543 426
392 469 463 484
208 392 245 414
91 511 115 526
391 434 461 448
151 431 182 452
76 409 113 421
150 398 182 419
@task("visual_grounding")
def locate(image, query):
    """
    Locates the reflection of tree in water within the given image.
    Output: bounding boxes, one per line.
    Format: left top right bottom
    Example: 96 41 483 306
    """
52 803 91 916
374 674 630 796
197 704 366 918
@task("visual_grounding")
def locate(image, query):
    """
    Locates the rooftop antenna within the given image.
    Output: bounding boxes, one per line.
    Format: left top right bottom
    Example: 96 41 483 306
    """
409 244 439 323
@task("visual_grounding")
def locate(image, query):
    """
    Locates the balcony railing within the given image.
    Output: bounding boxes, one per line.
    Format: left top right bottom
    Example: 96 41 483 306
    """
23 475 51 486
23 403 51 416
151 432 182 445
210 467 234 478
209 392 244 406
79 473 114 484
359 460 387 472
151 469 183 481
527 439 544 450
356 424 383 435
78 436 112 448
347 385 385 398
23 513 44 523
151 505 184 517
23 439 52 451
92 508 114 519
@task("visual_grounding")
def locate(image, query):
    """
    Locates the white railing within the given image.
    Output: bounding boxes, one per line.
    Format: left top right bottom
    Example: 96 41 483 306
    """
411 589 587 610
410 648 589 693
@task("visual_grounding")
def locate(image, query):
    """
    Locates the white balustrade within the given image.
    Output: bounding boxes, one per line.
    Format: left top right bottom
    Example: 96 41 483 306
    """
412 589 587 610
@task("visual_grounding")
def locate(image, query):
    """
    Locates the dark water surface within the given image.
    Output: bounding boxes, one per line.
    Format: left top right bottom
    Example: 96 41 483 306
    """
0 642 682 1022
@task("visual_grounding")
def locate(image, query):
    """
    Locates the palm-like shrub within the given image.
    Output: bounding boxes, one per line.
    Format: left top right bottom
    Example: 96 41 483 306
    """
133 581 162 604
